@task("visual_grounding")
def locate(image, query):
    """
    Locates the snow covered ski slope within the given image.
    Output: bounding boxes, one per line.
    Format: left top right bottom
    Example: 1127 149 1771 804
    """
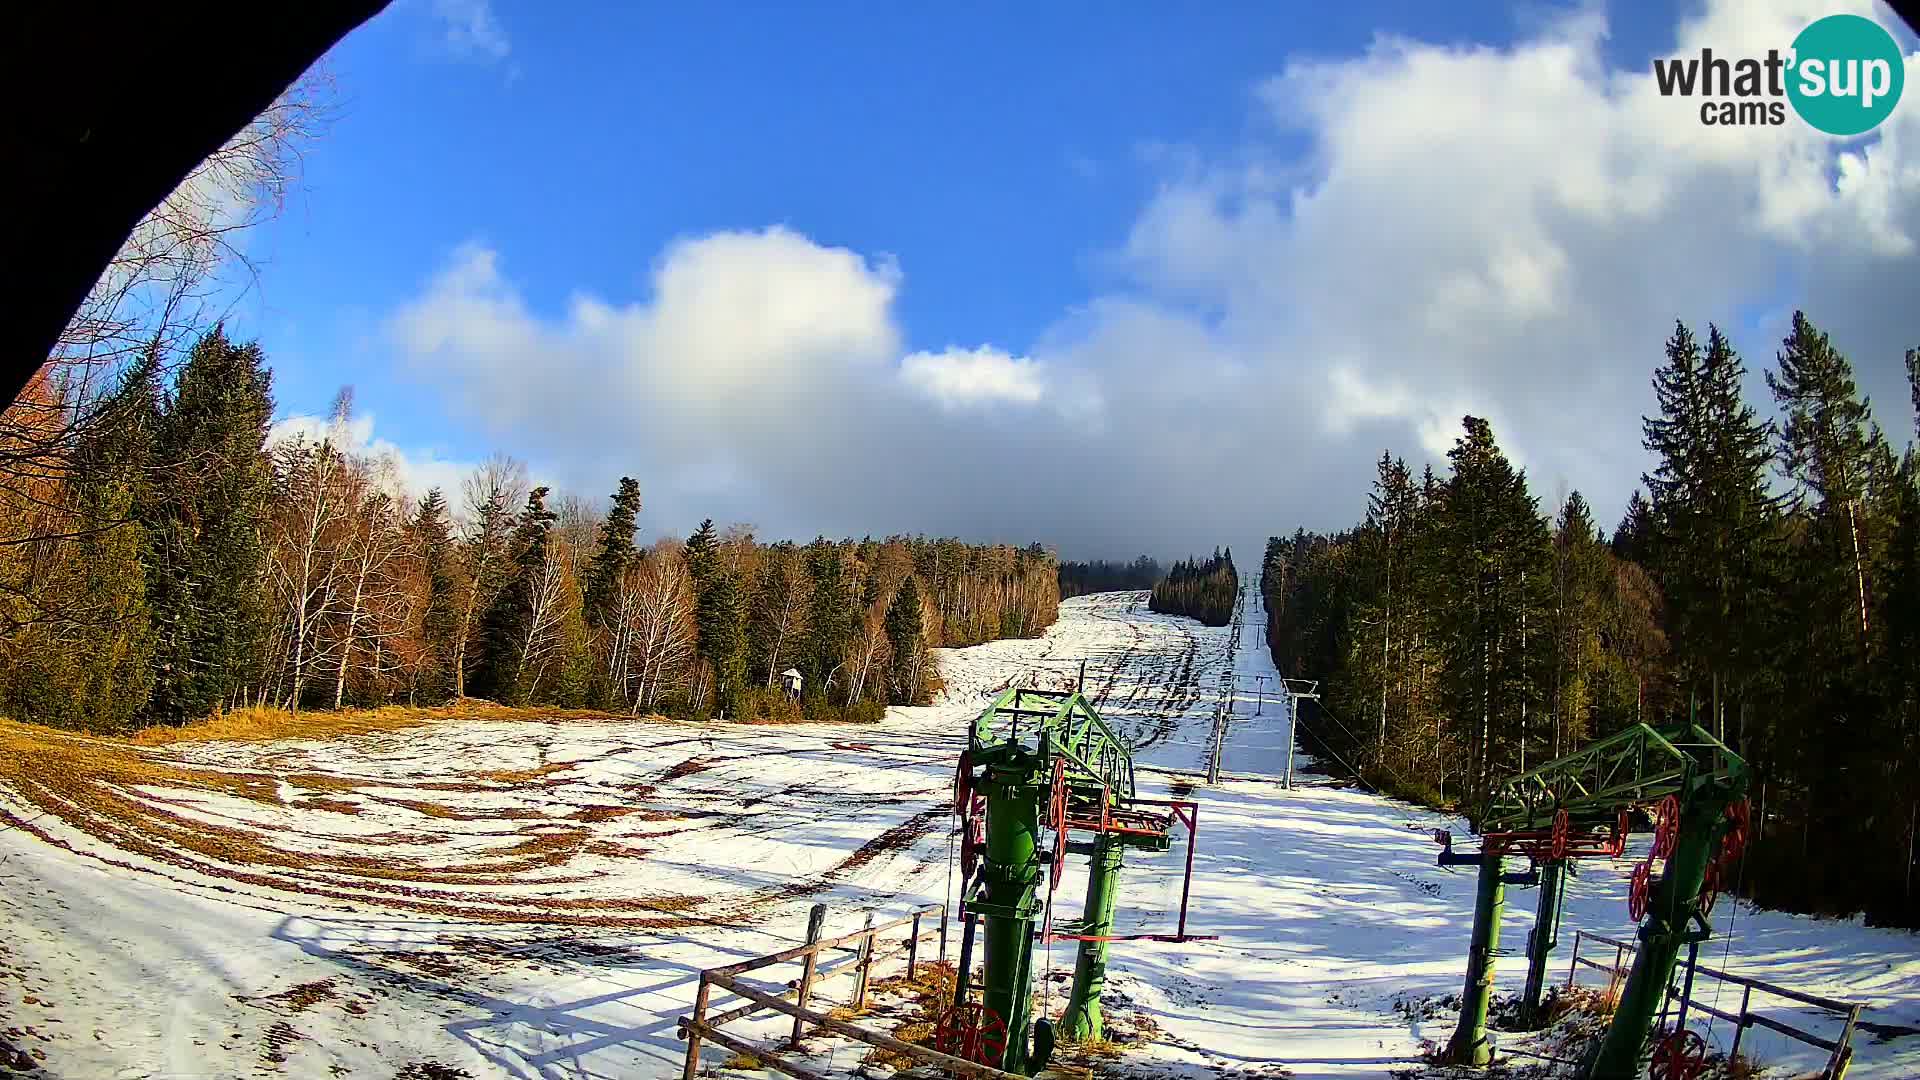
2 582 1916 1078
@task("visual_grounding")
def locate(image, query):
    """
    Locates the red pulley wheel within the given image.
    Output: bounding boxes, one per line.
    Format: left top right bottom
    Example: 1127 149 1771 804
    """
936 1004 1008 1066
1651 795 1681 860
1719 798 1751 865
1649 1027 1708 1080
975 1007 1008 1066
1628 860 1653 922
960 792 987 877
953 749 972 814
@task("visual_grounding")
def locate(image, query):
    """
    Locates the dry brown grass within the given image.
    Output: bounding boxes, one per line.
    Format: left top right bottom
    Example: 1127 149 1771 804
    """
1551 985 1620 1021
0 715 714 928
468 761 574 784
1062 1035 1125 1059
124 700 664 746
573 804 656 823
858 962 959 1070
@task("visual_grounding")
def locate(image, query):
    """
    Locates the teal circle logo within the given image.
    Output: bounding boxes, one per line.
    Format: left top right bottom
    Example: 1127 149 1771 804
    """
1787 14 1904 136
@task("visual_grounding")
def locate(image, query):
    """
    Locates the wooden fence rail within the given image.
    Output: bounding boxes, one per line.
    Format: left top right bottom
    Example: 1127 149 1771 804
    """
1566 929 1863 1079
680 901 1021 1080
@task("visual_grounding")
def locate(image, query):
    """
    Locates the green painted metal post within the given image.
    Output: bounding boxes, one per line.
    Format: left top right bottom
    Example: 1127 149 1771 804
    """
981 768 1040 1073
1520 860 1565 1027
1586 793 1729 1080
1060 832 1125 1041
1447 851 1507 1066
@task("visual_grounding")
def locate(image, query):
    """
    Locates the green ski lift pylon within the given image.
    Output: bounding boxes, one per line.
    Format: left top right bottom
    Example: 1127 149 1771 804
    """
950 687 1204 1074
1428 720 1748 1076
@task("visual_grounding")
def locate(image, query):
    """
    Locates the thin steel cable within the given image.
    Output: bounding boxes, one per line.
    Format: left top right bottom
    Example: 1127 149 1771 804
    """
1704 830 1750 1053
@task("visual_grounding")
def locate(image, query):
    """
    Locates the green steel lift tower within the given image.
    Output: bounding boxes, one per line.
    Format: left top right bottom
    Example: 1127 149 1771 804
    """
945 687 1202 1074
1431 720 1750 1080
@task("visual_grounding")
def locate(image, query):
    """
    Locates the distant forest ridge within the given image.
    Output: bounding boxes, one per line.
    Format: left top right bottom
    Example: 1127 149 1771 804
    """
1149 549 1238 627
1058 556 1164 598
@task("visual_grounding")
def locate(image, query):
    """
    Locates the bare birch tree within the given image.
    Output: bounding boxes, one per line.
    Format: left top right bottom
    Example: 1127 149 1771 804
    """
624 542 697 710
518 535 577 700
845 603 892 705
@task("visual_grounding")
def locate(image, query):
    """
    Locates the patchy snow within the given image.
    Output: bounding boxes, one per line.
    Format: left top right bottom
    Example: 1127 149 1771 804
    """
1 584 1916 1079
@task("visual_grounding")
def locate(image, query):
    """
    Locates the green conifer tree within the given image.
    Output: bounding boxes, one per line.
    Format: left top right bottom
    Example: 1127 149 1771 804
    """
1768 311 1889 649
471 487 556 704
1432 416 1551 799
1640 322 1783 739
582 477 642 630
804 539 852 701
143 328 275 724
414 488 460 704
685 518 745 717
885 575 925 705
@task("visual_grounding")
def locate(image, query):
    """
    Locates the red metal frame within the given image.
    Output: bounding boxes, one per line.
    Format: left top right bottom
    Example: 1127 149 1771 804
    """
1480 808 1631 861
1040 798 1213 946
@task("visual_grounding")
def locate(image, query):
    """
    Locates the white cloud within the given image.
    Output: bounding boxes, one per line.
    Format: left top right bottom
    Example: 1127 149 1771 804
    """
378 0 1920 558
901 347 1047 409
392 228 903 437
1111 0 1918 531
269 412 479 506
430 0 510 64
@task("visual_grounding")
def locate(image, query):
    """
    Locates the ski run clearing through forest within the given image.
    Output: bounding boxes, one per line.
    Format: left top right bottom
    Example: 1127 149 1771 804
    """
2 583 1917 1080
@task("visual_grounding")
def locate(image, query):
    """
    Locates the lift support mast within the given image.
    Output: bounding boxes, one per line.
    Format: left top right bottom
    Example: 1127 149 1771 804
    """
951 687 1199 1074
1432 720 1749 1080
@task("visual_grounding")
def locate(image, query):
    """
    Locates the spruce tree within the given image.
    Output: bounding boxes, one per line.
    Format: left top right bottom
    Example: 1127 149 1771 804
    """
804 539 852 700
454 475 518 699
685 518 745 717
1908 347 1920 428
582 477 642 630
1768 311 1888 645
885 575 925 705
1640 321 1782 738
1355 452 1417 768
1549 491 1611 755
1432 416 1550 799
1612 490 1654 563
414 488 460 704
143 328 275 724
471 487 556 704
1764 315 1907 915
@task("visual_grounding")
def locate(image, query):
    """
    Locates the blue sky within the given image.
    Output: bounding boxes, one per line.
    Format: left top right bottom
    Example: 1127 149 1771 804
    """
230 1 1920 559
251 2 1573 415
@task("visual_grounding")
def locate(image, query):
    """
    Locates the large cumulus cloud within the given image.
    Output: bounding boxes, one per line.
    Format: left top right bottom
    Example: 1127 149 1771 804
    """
376 0 1920 560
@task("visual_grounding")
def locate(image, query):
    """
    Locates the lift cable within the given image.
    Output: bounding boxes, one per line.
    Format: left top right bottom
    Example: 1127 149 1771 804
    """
1705 838 1750 1053
1287 706 1376 793
1305 697 1424 798
943 776 958 972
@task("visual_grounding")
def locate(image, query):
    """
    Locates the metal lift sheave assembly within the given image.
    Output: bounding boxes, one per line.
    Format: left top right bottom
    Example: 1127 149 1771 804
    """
944 687 1207 1075
1431 719 1752 1080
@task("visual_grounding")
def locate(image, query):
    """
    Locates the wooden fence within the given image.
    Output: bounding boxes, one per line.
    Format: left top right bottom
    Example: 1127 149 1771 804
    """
678 901 1025 1080
1566 929 1863 1078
